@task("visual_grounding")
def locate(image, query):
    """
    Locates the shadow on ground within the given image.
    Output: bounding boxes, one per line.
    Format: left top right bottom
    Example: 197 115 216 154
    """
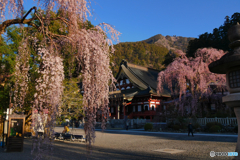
0 139 191 160
0 129 236 160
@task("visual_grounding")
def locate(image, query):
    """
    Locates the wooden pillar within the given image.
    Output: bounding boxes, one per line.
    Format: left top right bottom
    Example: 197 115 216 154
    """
116 106 119 119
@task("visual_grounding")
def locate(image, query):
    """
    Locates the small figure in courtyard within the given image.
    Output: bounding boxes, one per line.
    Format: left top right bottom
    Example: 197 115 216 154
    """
62 125 70 134
188 122 194 137
126 120 129 130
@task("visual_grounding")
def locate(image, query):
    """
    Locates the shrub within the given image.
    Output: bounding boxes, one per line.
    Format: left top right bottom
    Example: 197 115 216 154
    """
206 122 222 131
177 116 186 124
172 125 181 131
209 125 221 133
234 126 238 133
180 125 187 130
144 123 153 131
167 122 174 128
194 123 201 129
216 111 229 118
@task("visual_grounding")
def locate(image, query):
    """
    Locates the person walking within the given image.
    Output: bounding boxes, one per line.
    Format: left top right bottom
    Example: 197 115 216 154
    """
188 122 194 137
126 120 129 130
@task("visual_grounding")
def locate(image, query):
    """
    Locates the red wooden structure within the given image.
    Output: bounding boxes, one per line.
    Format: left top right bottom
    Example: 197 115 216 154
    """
109 60 171 121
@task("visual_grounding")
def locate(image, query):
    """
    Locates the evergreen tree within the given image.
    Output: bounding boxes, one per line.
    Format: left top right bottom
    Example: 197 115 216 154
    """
187 12 240 57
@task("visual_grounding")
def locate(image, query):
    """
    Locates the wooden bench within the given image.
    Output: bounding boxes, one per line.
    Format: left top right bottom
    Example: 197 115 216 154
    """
72 135 86 142
62 134 74 141
53 133 85 142
54 133 61 139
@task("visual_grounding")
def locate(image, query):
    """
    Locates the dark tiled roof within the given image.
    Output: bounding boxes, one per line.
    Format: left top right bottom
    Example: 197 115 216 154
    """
109 88 141 99
134 86 154 96
109 86 158 99
115 60 171 97
129 67 158 89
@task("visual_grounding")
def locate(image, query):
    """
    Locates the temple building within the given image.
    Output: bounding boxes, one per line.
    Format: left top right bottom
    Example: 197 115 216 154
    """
109 59 171 121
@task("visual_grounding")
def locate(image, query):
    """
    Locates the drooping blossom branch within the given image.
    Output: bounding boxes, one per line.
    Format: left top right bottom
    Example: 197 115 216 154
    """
13 38 30 110
73 25 118 145
31 44 64 159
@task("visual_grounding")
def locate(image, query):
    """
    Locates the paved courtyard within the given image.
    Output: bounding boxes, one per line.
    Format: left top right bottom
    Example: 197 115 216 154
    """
0 127 238 160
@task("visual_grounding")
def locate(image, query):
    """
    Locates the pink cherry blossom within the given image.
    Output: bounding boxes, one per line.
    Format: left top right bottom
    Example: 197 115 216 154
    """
157 48 227 116
5 0 120 158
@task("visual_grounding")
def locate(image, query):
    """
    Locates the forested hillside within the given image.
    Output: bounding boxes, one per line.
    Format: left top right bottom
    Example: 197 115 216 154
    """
111 42 169 76
111 34 194 77
187 12 240 57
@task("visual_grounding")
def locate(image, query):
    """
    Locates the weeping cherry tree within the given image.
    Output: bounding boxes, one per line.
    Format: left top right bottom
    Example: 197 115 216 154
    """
157 48 227 116
0 0 120 158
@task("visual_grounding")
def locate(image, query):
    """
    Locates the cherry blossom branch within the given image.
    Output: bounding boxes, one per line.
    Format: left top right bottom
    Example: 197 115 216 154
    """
42 17 70 25
21 7 37 23
0 17 38 35
0 7 70 36
49 32 73 42
0 7 39 35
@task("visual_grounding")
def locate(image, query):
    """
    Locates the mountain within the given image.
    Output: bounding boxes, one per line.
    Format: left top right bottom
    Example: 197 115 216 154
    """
111 35 195 77
143 34 195 53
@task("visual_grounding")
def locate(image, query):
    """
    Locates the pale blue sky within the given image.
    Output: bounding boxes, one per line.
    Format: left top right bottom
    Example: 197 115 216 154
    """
23 0 240 43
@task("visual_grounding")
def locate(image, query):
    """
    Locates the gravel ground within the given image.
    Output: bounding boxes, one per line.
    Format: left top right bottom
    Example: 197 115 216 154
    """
0 127 238 160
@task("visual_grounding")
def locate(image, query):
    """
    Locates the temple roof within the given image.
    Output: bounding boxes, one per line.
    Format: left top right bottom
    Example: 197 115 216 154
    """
113 59 171 98
109 86 158 99
109 88 141 99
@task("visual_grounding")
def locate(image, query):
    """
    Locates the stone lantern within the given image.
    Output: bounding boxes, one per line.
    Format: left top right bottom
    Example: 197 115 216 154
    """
209 23 240 159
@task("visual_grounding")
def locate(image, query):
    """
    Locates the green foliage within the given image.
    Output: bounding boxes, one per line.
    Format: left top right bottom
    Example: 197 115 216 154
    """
187 12 240 57
194 123 201 129
144 123 153 131
0 85 11 115
60 77 84 120
162 49 182 67
168 121 186 130
210 110 230 118
167 121 174 128
0 30 17 115
172 124 181 131
63 51 79 79
6 27 23 53
177 116 186 125
112 41 168 76
206 122 222 131
209 125 221 133
234 126 238 133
